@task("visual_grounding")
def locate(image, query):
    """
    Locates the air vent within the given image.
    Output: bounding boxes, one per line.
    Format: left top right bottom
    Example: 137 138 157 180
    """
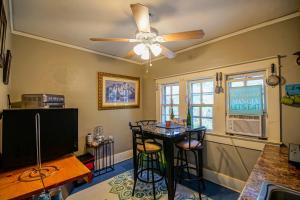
226 115 263 137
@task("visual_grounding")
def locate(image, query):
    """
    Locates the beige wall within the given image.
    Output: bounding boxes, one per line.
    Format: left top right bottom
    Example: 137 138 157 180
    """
0 0 12 151
143 17 300 181
9 35 142 155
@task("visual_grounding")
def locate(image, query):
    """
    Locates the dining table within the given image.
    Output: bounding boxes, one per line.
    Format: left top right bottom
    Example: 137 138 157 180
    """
131 123 206 200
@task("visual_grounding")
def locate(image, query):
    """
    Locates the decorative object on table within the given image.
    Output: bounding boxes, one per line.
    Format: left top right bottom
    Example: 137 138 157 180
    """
165 120 171 128
186 99 192 127
86 133 93 146
98 72 140 110
266 63 280 87
170 97 175 121
293 51 300 65
219 72 224 93
281 84 300 106
108 135 114 141
3 49 11 85
93 125 104 144
215 72 220 94
0 1 7 68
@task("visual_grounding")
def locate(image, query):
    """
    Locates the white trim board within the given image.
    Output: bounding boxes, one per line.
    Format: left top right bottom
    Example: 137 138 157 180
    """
203 168 245 192
88 149 133 166
7 0 299 65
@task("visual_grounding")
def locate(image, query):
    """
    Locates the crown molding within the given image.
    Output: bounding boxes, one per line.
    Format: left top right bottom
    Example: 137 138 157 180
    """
8 0 299 66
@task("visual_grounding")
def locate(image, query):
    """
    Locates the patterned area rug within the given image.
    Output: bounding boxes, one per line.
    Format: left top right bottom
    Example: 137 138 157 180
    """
67 170 212 200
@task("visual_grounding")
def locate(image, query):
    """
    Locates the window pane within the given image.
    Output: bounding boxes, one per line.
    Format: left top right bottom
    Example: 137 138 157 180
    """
165 86 171 95
166 115 170 121
161 107 165 114
172 85 179 95
165 106 170 115
247 79 263 86
172 95 179 104
192 94 201 104
202 118 213 130
202 81 214 93
165 95 171 104
162 115 166 122
231 81 244 87
192 107 200 117
193 118 200 127
202 107 213 118
192 83 201 93
173 106 179 116
202 94 214 104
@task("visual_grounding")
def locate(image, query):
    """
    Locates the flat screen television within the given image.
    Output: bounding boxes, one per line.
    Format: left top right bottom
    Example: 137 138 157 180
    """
1 108 78 170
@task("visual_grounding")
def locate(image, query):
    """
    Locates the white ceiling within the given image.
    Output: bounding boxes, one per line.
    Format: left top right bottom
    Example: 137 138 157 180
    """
11 0 300 63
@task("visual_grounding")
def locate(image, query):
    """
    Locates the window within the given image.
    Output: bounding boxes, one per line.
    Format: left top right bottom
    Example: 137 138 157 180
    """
161 83 179 122
227 72 266 114
189 79 214 130
226 72 266 137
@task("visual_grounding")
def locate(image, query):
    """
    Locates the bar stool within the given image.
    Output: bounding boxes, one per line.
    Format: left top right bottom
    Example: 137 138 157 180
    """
175 127 206 200
129 122 165 200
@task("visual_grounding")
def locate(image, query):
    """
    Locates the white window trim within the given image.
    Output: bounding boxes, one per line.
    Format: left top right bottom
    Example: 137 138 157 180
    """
155 57 281 150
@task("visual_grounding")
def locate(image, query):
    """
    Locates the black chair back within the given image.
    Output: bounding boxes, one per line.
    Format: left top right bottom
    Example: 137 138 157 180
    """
186 127 207 149
129 122 146 151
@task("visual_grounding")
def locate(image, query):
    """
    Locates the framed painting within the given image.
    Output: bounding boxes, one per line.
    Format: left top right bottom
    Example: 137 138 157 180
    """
98 72 140 110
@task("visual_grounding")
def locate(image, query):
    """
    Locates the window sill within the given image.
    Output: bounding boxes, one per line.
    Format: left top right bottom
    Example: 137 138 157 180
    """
204 132 281 151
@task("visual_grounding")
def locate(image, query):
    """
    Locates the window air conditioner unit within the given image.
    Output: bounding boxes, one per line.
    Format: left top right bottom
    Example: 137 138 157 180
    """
226 115 263 137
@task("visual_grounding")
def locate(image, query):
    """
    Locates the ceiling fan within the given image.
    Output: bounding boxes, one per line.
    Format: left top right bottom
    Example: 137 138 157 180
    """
90 3 205 63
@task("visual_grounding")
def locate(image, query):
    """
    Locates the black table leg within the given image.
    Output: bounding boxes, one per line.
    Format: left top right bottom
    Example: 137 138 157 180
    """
163 140 175 200
197 149 203 177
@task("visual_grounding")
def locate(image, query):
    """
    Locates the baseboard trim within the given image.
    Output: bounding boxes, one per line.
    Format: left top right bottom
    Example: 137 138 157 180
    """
113 150 245 192
114 150 133 164
203 168 245 192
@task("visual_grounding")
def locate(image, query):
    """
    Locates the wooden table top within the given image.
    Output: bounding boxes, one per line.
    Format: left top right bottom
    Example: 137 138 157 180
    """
0 155 91 200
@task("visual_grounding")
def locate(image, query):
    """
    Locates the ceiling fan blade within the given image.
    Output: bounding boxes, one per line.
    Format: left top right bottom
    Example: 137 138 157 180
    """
130 3 151 33
161 45 176 59
124 50 136 59
161 30 205 42
90 38 136 42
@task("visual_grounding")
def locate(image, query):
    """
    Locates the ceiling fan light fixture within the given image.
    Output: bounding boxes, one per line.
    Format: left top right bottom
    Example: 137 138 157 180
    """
133 43 146 55
141 48 150 60
150 43 162 57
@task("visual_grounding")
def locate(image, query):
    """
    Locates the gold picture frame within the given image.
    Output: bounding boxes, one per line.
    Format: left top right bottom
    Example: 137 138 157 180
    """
98 72 140 110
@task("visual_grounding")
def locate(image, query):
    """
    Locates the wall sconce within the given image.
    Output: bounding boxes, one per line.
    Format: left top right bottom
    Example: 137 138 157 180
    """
294 51 300 66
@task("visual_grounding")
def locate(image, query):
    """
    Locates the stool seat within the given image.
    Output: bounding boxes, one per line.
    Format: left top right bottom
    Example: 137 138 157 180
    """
176 139 203 150
137 142 162 153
